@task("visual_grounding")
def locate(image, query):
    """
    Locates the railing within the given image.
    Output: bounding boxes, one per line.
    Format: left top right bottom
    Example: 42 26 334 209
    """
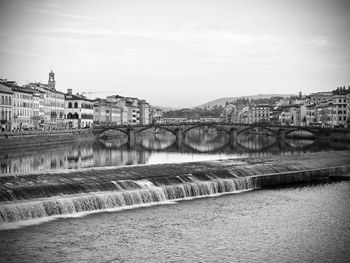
92 122 350 130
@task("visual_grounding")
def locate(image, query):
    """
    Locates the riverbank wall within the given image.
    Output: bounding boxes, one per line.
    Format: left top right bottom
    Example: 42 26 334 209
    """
0 129 95 150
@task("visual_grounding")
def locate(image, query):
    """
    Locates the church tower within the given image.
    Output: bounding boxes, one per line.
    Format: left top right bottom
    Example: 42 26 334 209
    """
48 70 56 89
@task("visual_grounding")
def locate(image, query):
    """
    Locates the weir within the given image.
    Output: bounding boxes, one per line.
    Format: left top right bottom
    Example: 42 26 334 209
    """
0 151 349 226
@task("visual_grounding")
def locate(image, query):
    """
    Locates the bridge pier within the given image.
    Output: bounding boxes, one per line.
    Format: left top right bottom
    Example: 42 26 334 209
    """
175 128 183 148
277 129 286 140
230 129 238 149
277 138 289 149
127 128 135 148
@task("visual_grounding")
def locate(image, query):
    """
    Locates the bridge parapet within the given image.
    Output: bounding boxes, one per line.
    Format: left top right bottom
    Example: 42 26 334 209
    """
92 123 350 144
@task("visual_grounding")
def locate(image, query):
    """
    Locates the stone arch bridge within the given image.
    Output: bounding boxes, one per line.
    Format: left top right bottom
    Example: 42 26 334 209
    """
92 122 349 148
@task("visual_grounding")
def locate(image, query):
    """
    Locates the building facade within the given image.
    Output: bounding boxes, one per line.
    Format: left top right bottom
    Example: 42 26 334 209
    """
139 100 150 125
106 95 152 125
65 89 94 128
11 86 35 130
93 99 124 125
310 92 333 104
248 105 271 123
315 102 333 127
26 71 65 129
332 95 347 127
305 103 316 125
150 108 163 124
0 83 13 131
348 94 350 127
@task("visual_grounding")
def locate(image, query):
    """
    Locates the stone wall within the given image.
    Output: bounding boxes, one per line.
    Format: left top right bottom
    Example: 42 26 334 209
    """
0 129 95 150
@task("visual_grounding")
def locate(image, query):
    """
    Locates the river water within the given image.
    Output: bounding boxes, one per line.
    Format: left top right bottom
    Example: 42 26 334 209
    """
1 129 350 262
0 181 349 262
1 129 349 174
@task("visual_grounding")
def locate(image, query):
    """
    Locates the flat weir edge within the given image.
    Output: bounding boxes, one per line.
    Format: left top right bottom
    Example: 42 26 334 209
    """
0 151 349 227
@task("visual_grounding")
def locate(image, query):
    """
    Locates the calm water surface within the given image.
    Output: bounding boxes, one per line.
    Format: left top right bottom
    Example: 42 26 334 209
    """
1 129 349 262
1 129 349 174
0 181 349 262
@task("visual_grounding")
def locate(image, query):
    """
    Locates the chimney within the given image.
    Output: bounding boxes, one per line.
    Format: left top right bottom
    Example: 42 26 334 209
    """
67 89 72 95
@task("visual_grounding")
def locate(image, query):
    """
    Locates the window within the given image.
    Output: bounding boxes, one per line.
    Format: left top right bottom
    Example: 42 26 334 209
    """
1 96 3 105
74 102 78 108
68 102 72 108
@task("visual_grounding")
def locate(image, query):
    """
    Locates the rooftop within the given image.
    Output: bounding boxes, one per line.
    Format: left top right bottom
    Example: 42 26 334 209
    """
65 93 93 102
0 83 13 94
1 83 34 95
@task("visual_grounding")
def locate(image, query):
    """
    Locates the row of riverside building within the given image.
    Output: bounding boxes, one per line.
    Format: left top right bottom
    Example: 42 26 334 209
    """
223 91 350 128
0 71 155 131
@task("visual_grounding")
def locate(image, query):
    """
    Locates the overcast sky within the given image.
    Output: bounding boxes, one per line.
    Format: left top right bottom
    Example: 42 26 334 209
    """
0 0 349 107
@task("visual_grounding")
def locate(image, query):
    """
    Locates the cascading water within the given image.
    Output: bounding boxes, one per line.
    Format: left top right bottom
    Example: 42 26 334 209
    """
0 175 256 225
2 150 349 228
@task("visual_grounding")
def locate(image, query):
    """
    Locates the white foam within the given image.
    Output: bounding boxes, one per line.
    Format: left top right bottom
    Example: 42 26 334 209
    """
0 186 256 230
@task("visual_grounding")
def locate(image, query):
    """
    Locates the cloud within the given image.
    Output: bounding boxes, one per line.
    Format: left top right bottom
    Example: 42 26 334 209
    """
0 0 349 107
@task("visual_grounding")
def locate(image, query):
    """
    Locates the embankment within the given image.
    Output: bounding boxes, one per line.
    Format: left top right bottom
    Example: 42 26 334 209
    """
0 151 349 227
0 129 95 150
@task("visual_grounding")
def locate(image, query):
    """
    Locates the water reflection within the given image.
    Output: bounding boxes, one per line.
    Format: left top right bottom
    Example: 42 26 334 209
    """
237 133 277 151
136 131 175 151
1 128 349 174
183 129 230 152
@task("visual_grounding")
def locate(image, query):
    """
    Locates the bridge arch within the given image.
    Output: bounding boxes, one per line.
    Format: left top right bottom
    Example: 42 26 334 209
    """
237 126 275 135
182 123 230 135
284 127 319 138
135 125 177 136
94 128 129 137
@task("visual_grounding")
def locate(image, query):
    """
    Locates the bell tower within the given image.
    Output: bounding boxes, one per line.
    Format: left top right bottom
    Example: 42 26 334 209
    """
48 70 55 89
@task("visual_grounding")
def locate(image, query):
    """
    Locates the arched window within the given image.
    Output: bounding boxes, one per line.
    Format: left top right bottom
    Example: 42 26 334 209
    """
68 102 72 108
67 113 73 119
74 113 79 119
74 102 78 108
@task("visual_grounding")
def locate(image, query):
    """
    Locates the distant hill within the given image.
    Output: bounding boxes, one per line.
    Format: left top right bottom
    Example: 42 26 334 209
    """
196 94 295 109
152 105 180 112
